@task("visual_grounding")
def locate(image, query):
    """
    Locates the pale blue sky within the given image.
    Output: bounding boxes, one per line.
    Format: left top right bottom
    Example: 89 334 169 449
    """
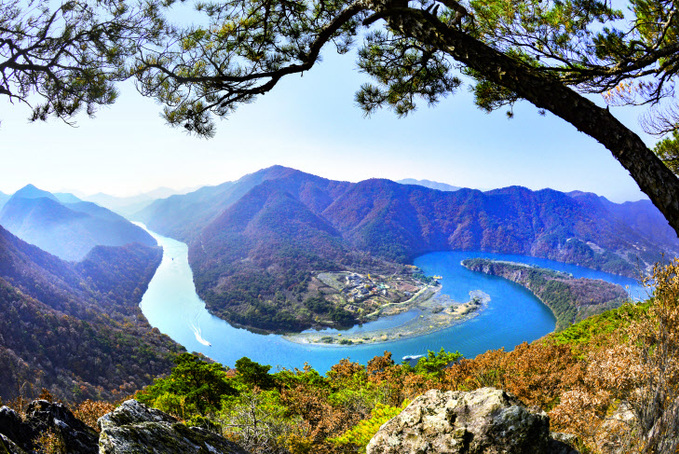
0 46 654 202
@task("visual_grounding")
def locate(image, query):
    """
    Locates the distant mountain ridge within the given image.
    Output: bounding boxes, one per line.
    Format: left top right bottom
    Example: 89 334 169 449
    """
0 185 157 261
54 192 83 204
0 191 8 211
83 186 200 217
136 166 679 332
12 184 58 201
397 178 461 192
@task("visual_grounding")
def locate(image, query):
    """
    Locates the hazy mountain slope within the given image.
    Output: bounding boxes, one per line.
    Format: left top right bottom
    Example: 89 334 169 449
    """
81 187 199 218
0 191 7 211
54 192 83 204
0 225 180 402
11 184 58 201
0 185 156 261
83 192 155 217
397 178 461 192
135 165 352 241
132 181 235 239
611 199 679 246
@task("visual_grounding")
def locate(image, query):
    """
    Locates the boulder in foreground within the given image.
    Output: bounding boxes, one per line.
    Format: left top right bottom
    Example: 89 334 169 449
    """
366 387 578 454
98 399 249 454
0 399 98 454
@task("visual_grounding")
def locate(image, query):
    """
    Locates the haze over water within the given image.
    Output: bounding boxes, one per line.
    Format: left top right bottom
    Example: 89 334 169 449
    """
139 227 644 373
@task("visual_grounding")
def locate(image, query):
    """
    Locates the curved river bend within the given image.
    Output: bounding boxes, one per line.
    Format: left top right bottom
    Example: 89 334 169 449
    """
139 228 644 374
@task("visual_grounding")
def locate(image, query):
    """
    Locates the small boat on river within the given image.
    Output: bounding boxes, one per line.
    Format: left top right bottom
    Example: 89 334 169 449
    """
402 354 424 361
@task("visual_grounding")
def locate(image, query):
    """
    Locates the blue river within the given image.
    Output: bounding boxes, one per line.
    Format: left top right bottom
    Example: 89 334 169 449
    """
138 228 646 374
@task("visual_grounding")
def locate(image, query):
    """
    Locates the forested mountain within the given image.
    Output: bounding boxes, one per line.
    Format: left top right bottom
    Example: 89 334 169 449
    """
0 185 156 261
567 191 679 247
137 166 679 332
397 178 461 192
189 179 394 331
0 224 181 403
322 181 673 273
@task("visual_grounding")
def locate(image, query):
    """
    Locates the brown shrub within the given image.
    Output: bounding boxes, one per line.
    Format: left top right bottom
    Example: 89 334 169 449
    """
73 400 115 432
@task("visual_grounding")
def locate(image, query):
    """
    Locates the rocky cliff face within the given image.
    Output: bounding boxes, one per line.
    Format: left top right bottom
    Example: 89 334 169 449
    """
0 400 249 454
0 400 98 454
98 400 248 454
366 388 579 454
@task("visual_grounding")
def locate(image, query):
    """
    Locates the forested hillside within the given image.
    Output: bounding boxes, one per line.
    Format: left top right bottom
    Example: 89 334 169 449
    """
0 225 182 403
136 166 678 333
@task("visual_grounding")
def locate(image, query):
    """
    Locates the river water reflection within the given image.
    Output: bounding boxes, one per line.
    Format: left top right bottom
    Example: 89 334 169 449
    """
139 228 644 374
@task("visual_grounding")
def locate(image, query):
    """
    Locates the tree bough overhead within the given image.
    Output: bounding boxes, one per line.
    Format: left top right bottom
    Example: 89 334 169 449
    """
137 0 679 236
0 0 161 123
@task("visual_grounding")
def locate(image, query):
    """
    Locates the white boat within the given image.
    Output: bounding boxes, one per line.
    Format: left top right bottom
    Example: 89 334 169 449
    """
402 354 424 361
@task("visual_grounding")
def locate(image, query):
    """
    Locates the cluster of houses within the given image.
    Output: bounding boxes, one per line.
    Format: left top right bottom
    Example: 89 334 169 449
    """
341 273 391 304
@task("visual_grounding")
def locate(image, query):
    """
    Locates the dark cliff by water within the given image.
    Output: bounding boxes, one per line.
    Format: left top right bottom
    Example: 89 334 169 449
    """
463 258 629 330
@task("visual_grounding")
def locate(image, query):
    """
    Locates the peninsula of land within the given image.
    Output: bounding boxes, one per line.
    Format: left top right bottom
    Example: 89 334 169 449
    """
462 258 629 330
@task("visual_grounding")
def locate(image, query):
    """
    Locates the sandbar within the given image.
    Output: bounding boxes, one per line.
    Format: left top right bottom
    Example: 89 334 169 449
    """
284 288 490 346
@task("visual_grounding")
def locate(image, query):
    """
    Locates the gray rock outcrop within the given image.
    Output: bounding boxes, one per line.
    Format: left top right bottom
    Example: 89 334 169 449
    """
0 405 32 453
0 433 28 454
0 400 98 454
98 399 249 454
0 399 249 454
366 387 578 454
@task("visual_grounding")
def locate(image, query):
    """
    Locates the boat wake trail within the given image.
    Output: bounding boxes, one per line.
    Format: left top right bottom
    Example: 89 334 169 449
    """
189 315 211 346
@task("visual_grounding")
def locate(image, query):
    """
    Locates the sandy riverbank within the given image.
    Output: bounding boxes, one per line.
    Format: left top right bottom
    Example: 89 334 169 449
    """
284 288 490 346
